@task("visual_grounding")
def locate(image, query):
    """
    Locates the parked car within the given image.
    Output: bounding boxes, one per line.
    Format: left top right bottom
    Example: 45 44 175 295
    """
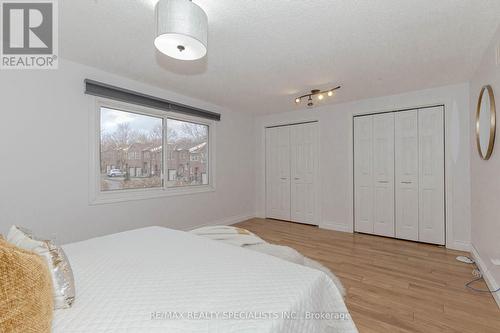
107 169 125 177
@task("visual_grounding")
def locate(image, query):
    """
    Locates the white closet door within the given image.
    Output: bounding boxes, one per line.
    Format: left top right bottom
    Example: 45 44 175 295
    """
372 113 395 237
418 107 445 245
290 122 318 225
354 116 374 233
265 126 291 221
395 110 419 241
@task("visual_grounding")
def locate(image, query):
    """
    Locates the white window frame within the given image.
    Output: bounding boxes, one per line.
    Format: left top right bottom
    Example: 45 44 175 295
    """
89 98 216 205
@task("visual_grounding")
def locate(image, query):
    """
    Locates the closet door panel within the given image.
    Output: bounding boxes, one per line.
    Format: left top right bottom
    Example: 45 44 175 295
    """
372 113 395 237
354 116 374 234
265 126 291 221
418 107 445 245
290 122 318 225
395 110 419 241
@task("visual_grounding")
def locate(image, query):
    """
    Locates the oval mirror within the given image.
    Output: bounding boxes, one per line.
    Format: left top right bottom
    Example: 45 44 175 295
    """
476 85 496 160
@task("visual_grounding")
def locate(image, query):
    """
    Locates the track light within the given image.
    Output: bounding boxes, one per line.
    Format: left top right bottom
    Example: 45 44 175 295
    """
294 86 341 108
307 96 314 108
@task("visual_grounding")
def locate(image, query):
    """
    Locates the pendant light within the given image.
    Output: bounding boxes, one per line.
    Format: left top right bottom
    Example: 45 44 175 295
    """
154 0 208 61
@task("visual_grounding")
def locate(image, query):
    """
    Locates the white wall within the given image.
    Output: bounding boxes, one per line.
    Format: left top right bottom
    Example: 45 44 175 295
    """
0 59 255 244
469 24 500 305
0 56 476 254
255 83 471 251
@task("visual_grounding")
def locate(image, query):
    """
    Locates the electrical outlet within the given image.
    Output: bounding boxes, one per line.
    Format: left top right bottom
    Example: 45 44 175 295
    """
491 258 500 266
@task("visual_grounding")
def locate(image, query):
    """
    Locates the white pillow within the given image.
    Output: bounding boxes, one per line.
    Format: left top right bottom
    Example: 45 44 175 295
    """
7 225 75 309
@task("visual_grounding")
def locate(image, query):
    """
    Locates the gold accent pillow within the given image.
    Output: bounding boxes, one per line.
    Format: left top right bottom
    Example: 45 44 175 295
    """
7 226 75 309
0 238 53 333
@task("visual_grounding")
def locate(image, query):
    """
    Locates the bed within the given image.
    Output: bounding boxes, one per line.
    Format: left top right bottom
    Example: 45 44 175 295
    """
53 227 357 332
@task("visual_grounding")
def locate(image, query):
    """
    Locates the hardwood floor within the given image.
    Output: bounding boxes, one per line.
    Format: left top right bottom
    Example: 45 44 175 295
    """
234 218 500 333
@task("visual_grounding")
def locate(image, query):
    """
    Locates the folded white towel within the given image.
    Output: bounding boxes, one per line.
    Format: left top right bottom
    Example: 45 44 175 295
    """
190 225 346 297
190 226 265 246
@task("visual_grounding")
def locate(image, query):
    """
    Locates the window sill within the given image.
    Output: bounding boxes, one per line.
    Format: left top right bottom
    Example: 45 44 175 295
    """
89 185 215 205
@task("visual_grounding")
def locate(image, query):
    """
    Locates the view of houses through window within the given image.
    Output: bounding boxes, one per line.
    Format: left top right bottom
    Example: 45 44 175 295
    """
100 106 209 192
166 118 208 187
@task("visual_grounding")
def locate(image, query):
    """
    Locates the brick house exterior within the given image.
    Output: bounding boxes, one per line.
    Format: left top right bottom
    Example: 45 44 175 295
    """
101 143 162 177
101 141 208 185
167 142 207 185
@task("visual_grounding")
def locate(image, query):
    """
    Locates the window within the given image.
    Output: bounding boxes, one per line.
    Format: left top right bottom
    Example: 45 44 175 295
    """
100 107 163 191
168 169 177 181
166 118 209 187
92 101 214 203
127 151 140 160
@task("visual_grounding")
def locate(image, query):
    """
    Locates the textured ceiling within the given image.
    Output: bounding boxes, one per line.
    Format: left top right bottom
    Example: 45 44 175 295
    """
60 0 500 114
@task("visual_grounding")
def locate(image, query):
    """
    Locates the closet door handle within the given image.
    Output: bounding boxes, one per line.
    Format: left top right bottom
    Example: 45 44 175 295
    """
294 177 300 180
401 181 412 184
377 180 389 184
280 177 288 180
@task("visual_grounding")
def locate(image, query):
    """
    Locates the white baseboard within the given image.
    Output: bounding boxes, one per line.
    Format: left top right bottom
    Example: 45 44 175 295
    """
254 212 266 219
448 239 471 252
320 221 352 233
319 223 470 251
470 245 500 309
181 213 255 231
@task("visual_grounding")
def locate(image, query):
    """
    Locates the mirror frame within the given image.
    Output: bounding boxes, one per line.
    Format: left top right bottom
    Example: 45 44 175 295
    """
476 85 496 160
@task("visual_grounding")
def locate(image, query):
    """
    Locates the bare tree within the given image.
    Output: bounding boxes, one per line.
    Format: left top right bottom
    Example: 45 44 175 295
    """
180 123 207 145
100 130 115 151
99 123 139 172
112 123 137 148
166 122 206 147
151 123 164 146
135 130 150 145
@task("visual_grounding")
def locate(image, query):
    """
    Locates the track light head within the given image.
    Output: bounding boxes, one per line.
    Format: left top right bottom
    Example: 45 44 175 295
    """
307 96 314 107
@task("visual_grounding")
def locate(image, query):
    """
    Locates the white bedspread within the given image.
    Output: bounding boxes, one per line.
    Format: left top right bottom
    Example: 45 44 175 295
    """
53 227 357 333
